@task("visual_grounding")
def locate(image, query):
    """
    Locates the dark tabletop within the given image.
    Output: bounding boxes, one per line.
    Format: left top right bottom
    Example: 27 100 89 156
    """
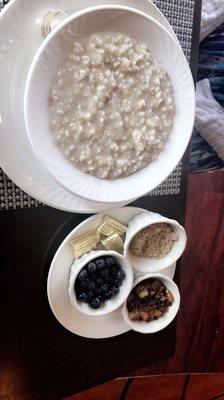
0 1 202 399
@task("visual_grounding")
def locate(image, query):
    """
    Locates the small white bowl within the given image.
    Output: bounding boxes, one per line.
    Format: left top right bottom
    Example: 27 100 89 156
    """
68 250 134 317
24 4 195 204
124 212 187 273
122 273 180 334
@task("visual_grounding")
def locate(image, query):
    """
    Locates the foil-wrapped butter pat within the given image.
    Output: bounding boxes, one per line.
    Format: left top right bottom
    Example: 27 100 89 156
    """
101 233 124 254
97 220 115 237
99 215 128 236
70 229 101 259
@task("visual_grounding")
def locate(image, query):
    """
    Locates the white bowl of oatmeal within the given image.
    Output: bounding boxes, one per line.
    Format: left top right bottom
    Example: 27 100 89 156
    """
24 5 195 204
124 212 187 273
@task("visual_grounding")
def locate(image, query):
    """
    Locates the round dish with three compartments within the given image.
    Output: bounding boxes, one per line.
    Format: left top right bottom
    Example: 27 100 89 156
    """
47 207 183 339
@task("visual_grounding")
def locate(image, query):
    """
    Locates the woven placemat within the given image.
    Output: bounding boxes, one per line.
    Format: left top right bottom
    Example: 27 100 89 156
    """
0 0 195 210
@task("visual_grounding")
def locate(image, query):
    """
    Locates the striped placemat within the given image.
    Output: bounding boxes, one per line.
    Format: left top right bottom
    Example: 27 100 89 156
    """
0 0 195 210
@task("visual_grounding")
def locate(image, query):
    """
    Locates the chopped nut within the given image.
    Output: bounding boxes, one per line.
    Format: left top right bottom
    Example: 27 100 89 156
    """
136 286 149 299
154 309 162 319
166 289 174 303
129 310 141 320
147 310 156 321
141 304 153 312
140 311 149 321
127 279 174 323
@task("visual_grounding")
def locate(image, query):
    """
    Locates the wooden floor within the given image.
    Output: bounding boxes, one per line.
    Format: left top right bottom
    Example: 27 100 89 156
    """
66 169 224 399
66 375 224 400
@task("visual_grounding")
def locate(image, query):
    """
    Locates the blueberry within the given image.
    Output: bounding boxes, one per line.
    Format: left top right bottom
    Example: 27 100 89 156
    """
105 256 116 267
75 278 90 293
104 290 114 300
95 258 106 269
116 270 126 280
101 284 109 293
77 269 88 282
77 292 88 302
109 276 116 285
96 278 103 286
86 281 96 291
112 279 122 288
75 279 81 289
112 287 120 296
75 285 82 295
95 287 103 295
100 267 110 281
90 297 102 309
86 291 94 301
86 261 96 274
95 291 106 302
89 272 98 281
109 266 118 277
79 278 91 289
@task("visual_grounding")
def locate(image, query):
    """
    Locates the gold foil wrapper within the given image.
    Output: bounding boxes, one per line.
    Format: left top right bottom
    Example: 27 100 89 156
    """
70 229 101 259
101 233 124 254
97 220 115 237
71 216 127 259
98 215 128 236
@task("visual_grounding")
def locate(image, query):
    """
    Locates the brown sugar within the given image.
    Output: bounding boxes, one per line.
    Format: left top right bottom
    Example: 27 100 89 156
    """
130 223 179 259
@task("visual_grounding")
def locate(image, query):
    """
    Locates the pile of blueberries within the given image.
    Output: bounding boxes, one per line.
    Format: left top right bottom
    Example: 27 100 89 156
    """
75 255 126 309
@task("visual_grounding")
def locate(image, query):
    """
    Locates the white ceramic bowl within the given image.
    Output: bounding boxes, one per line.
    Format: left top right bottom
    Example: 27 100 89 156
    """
122 273 180 334
124 212 187 273
24 5 195 204
68 250 134 317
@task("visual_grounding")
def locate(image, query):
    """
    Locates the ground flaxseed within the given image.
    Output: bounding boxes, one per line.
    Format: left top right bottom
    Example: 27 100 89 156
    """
129 222 179 259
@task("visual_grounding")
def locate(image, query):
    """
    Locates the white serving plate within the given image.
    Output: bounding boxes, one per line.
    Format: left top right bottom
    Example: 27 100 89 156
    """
47 207 177 339
25 5 195 204
0 0 179 213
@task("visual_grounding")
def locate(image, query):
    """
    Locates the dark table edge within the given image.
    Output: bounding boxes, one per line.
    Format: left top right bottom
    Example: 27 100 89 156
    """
190 0 202 82
181 0 202 226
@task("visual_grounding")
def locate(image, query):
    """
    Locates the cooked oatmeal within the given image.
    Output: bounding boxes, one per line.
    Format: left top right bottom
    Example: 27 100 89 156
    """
49 32 174 179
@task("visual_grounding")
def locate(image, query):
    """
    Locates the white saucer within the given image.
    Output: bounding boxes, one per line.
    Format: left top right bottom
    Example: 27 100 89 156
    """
47 207 177 339
0 0 179 214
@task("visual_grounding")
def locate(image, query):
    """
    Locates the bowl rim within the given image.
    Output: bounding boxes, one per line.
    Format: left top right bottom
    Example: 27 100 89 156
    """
123 213 187 273
68 249 134 317
122 273 180 333
24 4 195 204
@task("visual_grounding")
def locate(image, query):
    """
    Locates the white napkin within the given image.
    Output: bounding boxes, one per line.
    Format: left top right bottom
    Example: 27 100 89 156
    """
201 0 224 41
195 79 224 161
194 1 224 161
